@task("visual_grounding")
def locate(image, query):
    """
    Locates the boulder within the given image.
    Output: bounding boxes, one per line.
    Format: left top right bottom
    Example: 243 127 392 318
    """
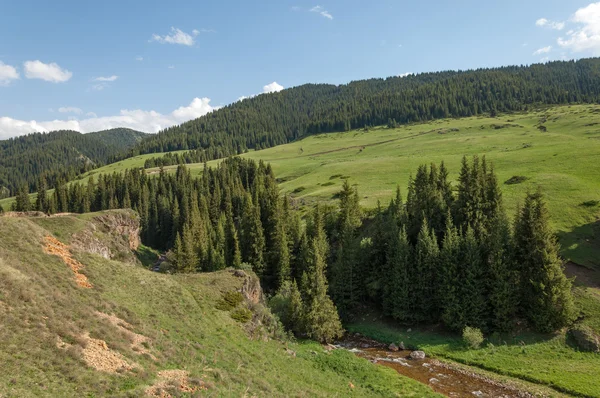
388 343 399 352
233 269 247 278
399 341 406 350
410 350 426 360
568 325 600 353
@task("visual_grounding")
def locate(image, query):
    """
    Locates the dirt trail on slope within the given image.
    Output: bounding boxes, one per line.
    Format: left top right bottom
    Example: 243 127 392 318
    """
565 261 600 290
274 128 442 162
43 236 93 288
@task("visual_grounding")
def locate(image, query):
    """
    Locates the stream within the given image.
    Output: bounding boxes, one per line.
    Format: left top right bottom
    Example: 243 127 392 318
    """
338 336 533 398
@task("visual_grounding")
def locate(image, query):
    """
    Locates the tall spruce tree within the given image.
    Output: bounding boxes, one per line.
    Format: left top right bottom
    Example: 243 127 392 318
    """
302 205 343 343
330 180 362 317
513 190 576 332
413 219 440 323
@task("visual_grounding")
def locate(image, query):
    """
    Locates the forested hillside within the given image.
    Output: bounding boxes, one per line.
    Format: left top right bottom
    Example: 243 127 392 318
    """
0 128 146 196
132 59 600 161
87 127 148 149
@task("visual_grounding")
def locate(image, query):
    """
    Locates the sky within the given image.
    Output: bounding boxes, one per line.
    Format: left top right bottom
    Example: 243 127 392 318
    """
0 0 599 139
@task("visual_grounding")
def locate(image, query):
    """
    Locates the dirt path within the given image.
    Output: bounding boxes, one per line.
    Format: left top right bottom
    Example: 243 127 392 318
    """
273 128 442 162
565 261 600 289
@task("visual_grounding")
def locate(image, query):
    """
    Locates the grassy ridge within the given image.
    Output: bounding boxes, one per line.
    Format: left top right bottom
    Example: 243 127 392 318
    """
0 212 438 397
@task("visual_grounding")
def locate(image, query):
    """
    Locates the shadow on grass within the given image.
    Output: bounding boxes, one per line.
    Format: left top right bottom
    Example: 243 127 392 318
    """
557 220 600 271
135 244 159 268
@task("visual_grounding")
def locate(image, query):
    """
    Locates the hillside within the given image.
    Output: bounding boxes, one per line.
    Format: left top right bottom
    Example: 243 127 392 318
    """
0 128 146 196
66 104 600 269
130 59 600 162
0 210 439 397
88 128 149 150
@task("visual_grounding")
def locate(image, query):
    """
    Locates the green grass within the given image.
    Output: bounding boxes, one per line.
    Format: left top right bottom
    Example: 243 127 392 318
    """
2 105 599 267
347 299 600 398
0 212 438 397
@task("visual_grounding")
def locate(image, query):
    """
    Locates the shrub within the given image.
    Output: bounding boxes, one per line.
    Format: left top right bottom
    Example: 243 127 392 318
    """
504 175 528 185
216 291 244 311
292 186 306 194
231 308 253 323
463 326 484 349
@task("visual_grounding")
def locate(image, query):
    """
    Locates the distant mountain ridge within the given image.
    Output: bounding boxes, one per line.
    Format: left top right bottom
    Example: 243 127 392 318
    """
0 128 148 196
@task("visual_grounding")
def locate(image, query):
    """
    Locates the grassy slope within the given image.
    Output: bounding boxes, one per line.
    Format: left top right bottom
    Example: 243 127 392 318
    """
10 105 595 267
0 212 438 398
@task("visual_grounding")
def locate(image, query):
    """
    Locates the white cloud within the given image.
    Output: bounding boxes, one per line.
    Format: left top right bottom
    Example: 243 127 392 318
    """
93 75 118 82
399 72 412 78
533 46 552 55
0 97 218 139
58 107 82 114
558 2 600 54
263 81 284 93
136 56 144 61
23 60 72 83
310 5 333 20
0 62 19 85
150 27 199 46
91 83 109 91
168 65 175 69
536 18 565 30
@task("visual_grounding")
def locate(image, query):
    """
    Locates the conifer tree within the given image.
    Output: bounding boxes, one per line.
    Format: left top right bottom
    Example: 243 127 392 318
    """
302 205 343 343
383 226 413 322
35 176 48 213
513 190 576 332
330 180 362 317
461 227 488 330
240 194 266 276
440 216 465 330
486 214 518 332
413 219 440 323
13 185 31 212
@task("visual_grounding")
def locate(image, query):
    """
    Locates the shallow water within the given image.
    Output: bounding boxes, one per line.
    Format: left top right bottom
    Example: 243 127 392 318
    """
338 337 530 398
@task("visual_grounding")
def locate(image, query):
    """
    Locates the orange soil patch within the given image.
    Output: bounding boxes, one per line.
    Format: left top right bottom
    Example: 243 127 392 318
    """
146 369 207 397
43 236 92 288
56 334 139 373
96 312 157 360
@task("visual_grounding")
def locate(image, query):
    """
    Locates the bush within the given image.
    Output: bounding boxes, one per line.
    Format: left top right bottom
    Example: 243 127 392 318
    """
504 175 528 185
216 291 244 311
463 326 484 349
231 308 253 323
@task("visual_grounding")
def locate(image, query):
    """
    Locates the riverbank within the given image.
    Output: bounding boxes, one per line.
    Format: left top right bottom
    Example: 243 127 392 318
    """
346 314 600 397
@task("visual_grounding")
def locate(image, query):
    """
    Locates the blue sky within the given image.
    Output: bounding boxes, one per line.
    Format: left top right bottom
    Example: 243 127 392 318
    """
0 0 598 138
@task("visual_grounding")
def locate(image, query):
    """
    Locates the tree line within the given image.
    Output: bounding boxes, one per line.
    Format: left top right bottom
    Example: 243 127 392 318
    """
11 156 575 339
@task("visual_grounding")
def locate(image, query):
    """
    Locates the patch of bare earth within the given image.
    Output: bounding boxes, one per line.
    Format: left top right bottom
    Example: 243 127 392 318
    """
57 334 139 373
96 312 157 360
43 236 92 288
145 370 207 397
565 261 600 290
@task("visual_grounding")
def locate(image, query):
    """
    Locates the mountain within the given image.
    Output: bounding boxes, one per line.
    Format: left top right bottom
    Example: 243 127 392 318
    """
0 128 146 196
130 58 600 161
